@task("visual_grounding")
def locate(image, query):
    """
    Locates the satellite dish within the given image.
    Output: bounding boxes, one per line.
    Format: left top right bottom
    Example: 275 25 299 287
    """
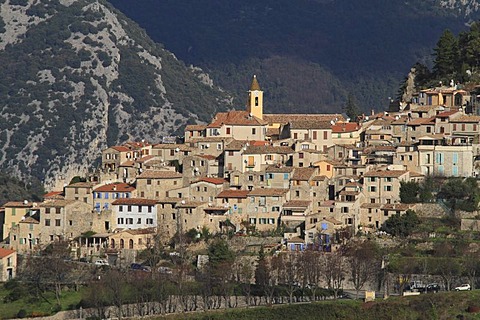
181 200 186 204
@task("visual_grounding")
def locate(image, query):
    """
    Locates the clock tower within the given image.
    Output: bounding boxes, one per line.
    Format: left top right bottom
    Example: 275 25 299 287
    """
247 75 263 120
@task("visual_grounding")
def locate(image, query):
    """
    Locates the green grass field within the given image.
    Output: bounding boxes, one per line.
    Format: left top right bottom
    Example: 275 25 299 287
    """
0 285 83 319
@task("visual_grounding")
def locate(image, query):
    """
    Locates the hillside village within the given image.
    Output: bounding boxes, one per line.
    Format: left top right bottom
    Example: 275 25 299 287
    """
1 75 480 277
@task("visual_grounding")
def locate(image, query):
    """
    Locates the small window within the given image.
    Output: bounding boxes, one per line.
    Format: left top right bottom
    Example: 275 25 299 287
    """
55 219 61 226
45 219 50 226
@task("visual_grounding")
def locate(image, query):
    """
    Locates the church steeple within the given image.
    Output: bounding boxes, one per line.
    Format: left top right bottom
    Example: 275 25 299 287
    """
247 75 263 120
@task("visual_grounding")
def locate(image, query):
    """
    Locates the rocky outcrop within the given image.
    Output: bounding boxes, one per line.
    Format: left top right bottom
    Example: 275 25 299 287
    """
0 0 231 189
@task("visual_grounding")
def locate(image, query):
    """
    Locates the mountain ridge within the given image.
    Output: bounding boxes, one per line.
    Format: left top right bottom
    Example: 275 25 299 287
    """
0 0 232 189
107 0 478 113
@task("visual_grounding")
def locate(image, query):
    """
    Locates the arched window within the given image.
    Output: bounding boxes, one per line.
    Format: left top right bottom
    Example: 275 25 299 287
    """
129 239 134 249
120 239 124 249
110 239 115 248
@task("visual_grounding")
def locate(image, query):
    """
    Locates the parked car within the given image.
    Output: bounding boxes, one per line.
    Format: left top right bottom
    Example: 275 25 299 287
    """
94 259 109 266
454 284 471 291
426 283 440 293
131 263 150 272
79 257 89 263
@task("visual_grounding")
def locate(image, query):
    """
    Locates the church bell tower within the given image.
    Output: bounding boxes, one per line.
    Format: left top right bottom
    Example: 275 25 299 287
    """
247 75 263 120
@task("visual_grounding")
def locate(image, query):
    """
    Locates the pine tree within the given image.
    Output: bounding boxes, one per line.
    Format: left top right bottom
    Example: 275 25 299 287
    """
458 22 480 72
343 94 361 121
433 29 459 81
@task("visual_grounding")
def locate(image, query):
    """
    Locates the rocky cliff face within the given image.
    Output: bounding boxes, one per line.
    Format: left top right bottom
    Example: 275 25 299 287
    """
439 0 480 17
0 0 231 189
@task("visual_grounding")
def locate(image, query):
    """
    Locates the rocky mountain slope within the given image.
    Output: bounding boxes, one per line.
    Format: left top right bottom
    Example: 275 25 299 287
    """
107 0 480 113
0 0 232 188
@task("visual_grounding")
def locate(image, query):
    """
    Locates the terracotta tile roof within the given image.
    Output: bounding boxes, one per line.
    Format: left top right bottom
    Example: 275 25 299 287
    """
265 165 294 173
111 146 130 152
263 114 344 125
312 175 327 181
208 110 267 128
94 183 135 193
225 140 248 151
292 167 316 180
39 200 76 207
248 188 289 196
189 137 231 142
124 141 151 148
361 203 382 208
217 190 250 198
409 171 424 178
112 198 157 206
407 117 435 126
152 143 191 151
120 160 135 167
137 170 182 179
290 120 332 130
332 122 361 133
320 200 335 207
411 105 435 112
136 155 155 163
283 200 311 208
4 202 34 208
44 191 64 200
436 111 459 118
185 124 207 131
391 117 408 125
192 177 226 185
364 170 408 178
198 154 217 160
287 236 304 243
0 248 15 258
65 182 95 189
244 145 293 155
324 217 342 225
450 115 480 123
157 197 182 203
266 128 280 136
381 203 413 211
345 181 362 187
20 216 39 224
176 201 206 208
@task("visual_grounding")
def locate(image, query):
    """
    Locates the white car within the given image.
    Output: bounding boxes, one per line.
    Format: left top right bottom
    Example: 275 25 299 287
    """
94 259 109 266
454 284 471 291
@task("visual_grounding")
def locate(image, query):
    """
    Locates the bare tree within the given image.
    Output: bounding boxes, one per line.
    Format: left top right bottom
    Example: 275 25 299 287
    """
235 259 254 306
345 241 379 299
22 240 72 305
301 250 323 301
255 247 277 305
323 250 345 299
275 253 300 303
463 248 480 290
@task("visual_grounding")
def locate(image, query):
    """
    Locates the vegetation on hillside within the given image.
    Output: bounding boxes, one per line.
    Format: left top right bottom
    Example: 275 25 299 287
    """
0 0 231 183
108 0 472 112
0 172 44 206
400 21 480 97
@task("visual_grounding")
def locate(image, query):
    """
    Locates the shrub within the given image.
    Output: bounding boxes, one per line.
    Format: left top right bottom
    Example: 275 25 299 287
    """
16 309 27 318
